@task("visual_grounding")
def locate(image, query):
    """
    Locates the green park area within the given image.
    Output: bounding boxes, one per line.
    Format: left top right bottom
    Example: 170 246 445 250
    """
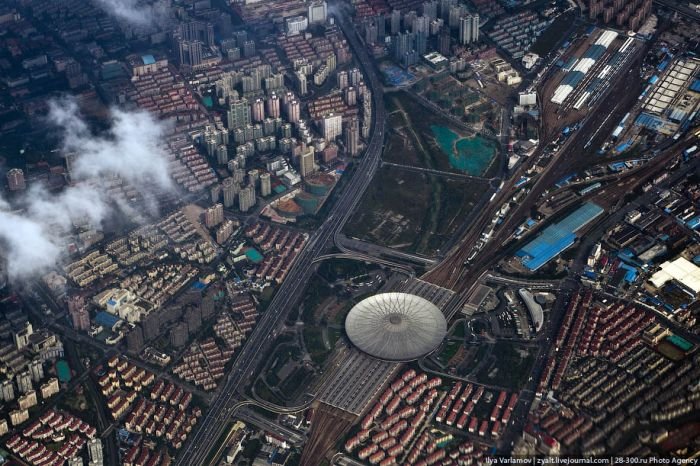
382 92 499 178
344 92 495 256
256 333 317 404
317 258 380 284
344 165 488 256
257 259 389 404
474 341 536 389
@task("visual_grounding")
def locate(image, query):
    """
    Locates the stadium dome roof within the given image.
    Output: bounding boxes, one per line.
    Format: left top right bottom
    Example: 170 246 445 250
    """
344 292 447 361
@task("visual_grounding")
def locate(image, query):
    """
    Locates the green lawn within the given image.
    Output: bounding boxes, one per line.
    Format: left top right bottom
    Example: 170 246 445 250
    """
451 321 466 339
279 366 314 398
436 341 462 365
458 343 491 377
303 327 331 365
301 279 334 324
317 258 378 283
475 341 536 389
344 165 488 256
254 378 284 405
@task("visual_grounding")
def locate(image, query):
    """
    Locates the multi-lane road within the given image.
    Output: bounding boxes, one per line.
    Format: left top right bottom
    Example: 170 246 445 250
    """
174 13 387 466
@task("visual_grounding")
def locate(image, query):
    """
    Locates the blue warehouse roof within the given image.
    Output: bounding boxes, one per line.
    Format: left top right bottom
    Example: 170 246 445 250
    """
517 203 604 271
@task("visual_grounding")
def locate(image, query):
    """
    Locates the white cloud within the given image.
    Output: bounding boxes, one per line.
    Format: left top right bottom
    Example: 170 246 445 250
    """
93 0 171 28
0 98 174 280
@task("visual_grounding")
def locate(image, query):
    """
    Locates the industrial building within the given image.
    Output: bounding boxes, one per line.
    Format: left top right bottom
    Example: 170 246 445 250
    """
516 203 604 271
551 30 619 105
649 257 700 296
636 57 700 135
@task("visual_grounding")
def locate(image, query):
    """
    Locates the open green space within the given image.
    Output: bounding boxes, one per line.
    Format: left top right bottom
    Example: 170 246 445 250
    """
279 366 314 397
382 91 499 178
382 112 425 168
327 327 342 347
344 165 488 256
258 285 276 311
301 279 334 324
265 342 302 387
317 258 379 283
242 438 262 461
436 340 462 365
475 341 536 389
203 421 238 466
472 389 497 420
303 327 331 365
417 76 483 122
451 321 466 339
457 343 491 377
60 386 88 412
254 378 285 405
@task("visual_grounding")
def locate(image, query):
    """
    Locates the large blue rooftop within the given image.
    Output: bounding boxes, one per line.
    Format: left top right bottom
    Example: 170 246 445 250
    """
95 311 120 328
516 203 604 271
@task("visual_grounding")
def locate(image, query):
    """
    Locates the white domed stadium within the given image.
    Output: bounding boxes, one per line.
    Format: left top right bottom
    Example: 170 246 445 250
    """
344 292 447 361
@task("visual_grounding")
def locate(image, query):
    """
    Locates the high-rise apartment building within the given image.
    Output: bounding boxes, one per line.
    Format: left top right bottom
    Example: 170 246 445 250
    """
286 100 301 123
448 4 465 28
238 184 256 212
344 86 357 106
423 0 438 20
299 146 316 178
1 380 14 402
252 98 265 122
260 173 272 197
126 327 144 354
390 9 401 34
222 177 238 208
296 71 308 96
350 68 362 86
88 438 103 466
227 98 251 130
243 40 256 57
345 117 361 157
458 14 479 44
6 168 25 191
365 20 378 45
216 144 228 165
216 220 235 244
393 31 415 61
204 203 224 228
266 94 281 119
16 371 32 395
29 359 43 383
337 70 349 90
321 113 343 141
286 15 309 35
178 20 215 46
178 40 203 68
69 301 90 332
